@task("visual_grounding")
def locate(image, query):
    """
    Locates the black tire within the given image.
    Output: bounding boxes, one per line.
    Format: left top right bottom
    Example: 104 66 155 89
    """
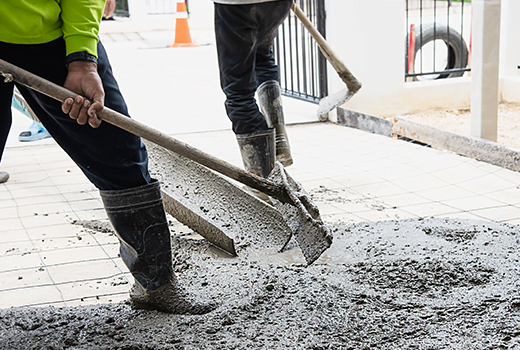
410 23 469 80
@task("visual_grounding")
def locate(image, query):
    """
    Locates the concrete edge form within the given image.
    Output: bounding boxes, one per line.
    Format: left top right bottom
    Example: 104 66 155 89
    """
337 108 392 137
337 107 520 172
144 141 293 256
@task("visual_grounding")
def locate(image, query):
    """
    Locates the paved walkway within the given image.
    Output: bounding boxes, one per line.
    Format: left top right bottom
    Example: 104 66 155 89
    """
2 18 520 309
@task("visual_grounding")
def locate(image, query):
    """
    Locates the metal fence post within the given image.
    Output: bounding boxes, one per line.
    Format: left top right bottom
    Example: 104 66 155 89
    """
316 0 328 99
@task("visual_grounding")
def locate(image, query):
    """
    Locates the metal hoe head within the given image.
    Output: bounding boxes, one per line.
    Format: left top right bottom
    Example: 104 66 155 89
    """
316 88 356 116
267 162 333 265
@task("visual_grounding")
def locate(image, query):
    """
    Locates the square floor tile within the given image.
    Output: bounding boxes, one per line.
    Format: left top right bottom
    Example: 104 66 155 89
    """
0 229 31 244
0 252 43 273
24 223 83 240
0 285 63 308
0 268 55 292
442 196 505 212
0 207 19 220
20 212 72 229
352 182 409 198
377 192 431 208
471 205 520 222
400 202 470 218
414 186 476 202
57 274 131 301
330 172 385 188
484 188 520 206
391 173 450 192
0 218 24 232
38 245 111 266
46 259 123 285
456 174 517 194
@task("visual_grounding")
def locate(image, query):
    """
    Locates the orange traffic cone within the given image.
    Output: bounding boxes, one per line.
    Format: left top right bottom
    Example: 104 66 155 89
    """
168 0 200 48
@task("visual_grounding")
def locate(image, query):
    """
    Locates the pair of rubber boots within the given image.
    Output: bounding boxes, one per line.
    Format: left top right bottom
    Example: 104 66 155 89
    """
100 180 215 314
236 80 293 188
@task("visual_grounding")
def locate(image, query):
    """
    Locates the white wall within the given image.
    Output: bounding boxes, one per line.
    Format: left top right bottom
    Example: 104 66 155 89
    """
499 0 520 103
326 0 520 118
325 0 408 117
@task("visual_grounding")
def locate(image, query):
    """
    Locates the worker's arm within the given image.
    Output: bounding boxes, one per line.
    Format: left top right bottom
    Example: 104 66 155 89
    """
60 0 105 128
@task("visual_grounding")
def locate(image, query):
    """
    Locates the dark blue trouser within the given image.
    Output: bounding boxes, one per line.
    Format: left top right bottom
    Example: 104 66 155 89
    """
0 38 151 190
214 0 292 135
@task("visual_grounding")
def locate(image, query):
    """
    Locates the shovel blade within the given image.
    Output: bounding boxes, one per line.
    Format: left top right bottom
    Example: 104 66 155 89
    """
268 162 333 265
316 88 355 116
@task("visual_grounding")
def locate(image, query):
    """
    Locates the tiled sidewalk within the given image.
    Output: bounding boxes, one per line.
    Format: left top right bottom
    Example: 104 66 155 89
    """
2 122 520 309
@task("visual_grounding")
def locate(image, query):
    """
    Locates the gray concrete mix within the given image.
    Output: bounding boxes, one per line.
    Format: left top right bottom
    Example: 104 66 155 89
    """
1 216 519 350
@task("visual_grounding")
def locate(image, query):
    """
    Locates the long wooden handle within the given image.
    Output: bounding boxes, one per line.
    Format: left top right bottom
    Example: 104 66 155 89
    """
0 59 291 203
291 2 361 94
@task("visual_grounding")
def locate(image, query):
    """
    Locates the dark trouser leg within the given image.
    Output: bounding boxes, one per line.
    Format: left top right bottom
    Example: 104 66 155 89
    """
0 38 150 191
0 82 12 183
214 0 291 135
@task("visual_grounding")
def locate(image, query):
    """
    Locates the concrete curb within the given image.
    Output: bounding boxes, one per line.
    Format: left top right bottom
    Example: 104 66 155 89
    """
337 107 520 172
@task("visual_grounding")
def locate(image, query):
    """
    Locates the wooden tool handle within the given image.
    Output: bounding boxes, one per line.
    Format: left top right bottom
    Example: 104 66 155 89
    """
291 2 361 94
0 58 291 203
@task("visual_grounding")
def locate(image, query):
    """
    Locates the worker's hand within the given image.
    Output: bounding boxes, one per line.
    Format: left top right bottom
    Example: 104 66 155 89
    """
61 61 104 128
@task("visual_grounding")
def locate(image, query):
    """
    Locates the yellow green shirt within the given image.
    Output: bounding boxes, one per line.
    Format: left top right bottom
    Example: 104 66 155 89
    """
0 0 104 57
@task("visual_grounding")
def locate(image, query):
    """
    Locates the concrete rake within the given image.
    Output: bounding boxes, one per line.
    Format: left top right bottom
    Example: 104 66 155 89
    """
0 59 333 265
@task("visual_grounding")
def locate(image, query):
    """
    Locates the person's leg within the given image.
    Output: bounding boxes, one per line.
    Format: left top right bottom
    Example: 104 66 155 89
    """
0 77 13 184
0 39 212 313
254 0 291 87
254 0 293 166
214 3 268 135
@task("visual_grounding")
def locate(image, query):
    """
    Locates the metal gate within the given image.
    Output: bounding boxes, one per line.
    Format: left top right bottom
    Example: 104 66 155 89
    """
273 0 327 104
405 0 471 81
114 0 129 17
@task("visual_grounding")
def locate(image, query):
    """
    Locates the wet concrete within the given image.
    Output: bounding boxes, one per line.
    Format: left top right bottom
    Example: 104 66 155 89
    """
1 217 520 349
146 141 293 257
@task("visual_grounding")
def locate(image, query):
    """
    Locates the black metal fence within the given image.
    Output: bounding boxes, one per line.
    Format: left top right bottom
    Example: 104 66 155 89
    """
405 0 471 81
114 0 129 17
273 0 327 103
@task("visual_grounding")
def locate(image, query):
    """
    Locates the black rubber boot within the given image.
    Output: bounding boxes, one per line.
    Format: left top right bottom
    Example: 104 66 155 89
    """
236 129 276 178
0 171 8 184
236 129 275 202
100 180 215 314
257 80 293 167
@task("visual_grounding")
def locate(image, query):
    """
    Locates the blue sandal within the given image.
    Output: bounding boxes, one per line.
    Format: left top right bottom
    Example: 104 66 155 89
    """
18 121 52 142
0 171 8 184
